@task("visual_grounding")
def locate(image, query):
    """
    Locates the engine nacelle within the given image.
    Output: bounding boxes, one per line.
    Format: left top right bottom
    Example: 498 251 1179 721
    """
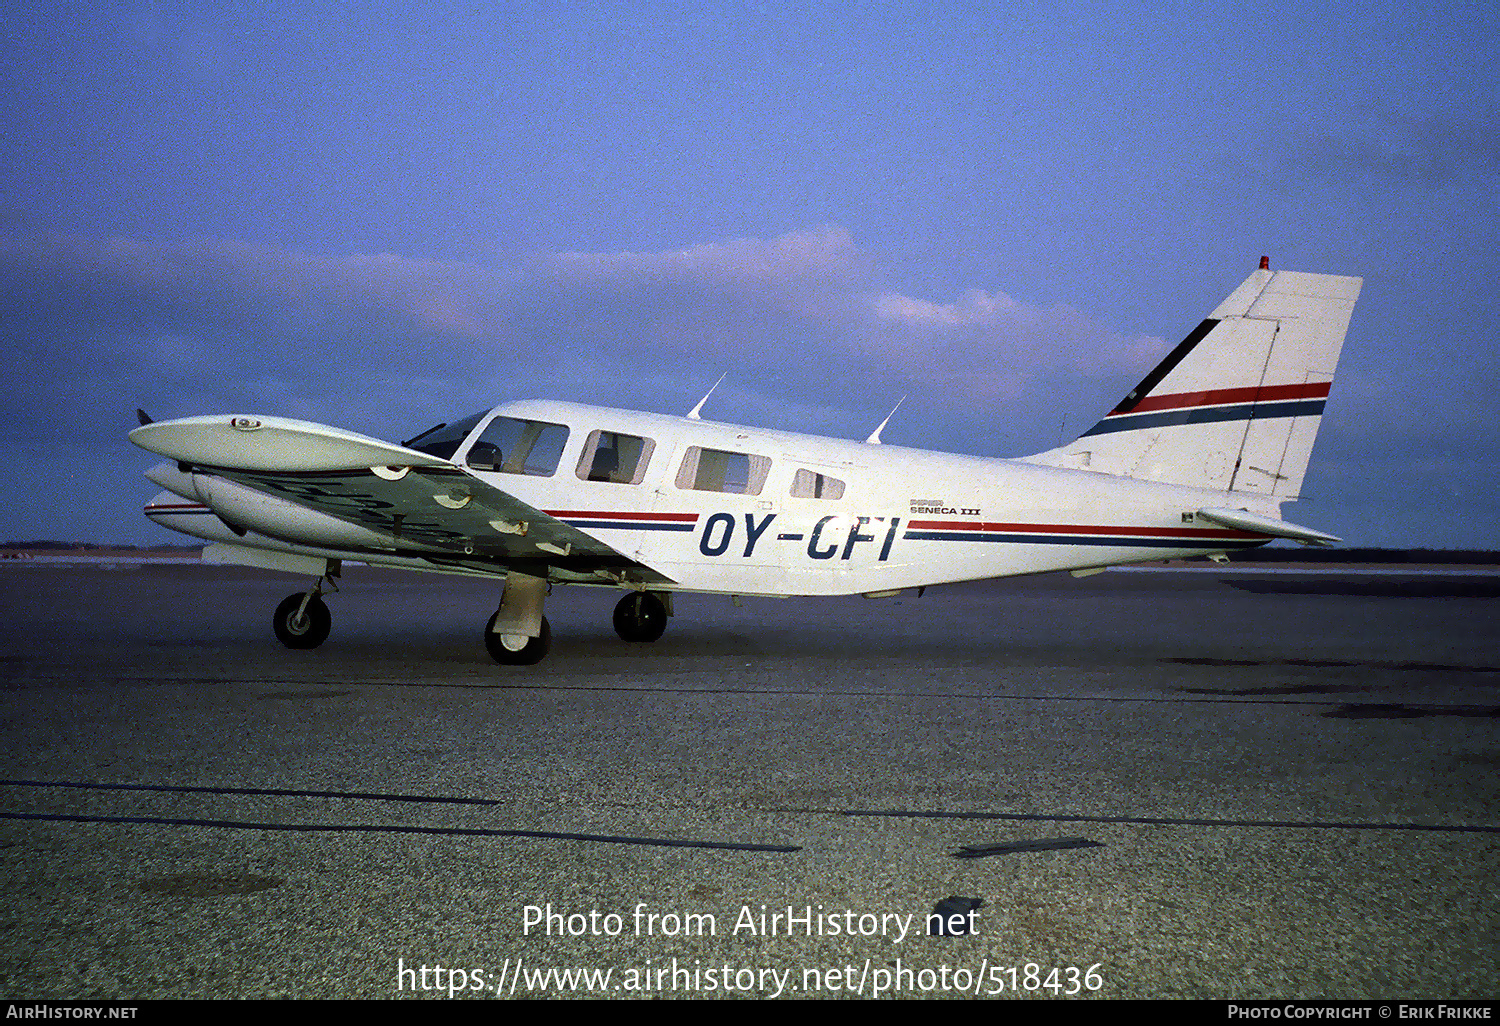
191 474 399 551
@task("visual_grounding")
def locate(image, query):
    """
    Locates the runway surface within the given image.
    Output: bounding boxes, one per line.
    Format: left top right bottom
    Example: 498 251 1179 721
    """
1 563 1496 999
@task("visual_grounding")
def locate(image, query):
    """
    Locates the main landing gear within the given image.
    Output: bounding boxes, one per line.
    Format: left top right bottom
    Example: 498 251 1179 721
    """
613 591 670 643
268 564 672 666
485 572 550 665
480 582 673 665
484 611 551 665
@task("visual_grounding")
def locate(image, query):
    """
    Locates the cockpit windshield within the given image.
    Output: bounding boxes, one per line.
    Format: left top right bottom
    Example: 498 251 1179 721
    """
401 410 488 461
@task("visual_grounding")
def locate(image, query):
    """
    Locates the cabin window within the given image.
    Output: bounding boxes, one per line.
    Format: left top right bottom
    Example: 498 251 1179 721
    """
576 430 655 485
790 468 845 500
466 417 570 476
676 446 771 495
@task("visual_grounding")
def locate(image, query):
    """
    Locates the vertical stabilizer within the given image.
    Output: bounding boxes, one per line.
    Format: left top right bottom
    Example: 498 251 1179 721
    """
1023 265 1362 498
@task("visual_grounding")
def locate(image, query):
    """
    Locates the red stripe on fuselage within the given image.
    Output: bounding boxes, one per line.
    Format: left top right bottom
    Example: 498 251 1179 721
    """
1109 381 1330 416
905 520 1260 538
544 510 698 522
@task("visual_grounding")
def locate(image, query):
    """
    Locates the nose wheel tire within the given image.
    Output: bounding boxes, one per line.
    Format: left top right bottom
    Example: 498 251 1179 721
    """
274 594 332 649
613 591 668 643
485 613 550 665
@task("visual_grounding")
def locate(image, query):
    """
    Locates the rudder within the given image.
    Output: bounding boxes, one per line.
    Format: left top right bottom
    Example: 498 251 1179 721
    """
1024 263 1362 498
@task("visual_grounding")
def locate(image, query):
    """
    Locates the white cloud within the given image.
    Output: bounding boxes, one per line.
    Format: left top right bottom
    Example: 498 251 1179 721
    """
552 226 865 286
863 283 1166 392
873 288 1020 328
1 227 1171 446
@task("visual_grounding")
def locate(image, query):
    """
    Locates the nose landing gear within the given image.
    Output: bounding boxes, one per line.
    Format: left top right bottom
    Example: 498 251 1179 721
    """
273 564 340 649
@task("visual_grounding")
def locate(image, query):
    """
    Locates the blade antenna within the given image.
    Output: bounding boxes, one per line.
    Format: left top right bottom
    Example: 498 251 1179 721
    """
687 372 727 420
865 396 906 445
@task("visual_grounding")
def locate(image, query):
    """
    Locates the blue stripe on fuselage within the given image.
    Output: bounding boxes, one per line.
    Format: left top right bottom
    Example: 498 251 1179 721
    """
1081 399 1325 438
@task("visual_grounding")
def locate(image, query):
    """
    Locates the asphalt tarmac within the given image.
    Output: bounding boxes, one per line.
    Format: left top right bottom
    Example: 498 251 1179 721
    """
1 563 1496 1000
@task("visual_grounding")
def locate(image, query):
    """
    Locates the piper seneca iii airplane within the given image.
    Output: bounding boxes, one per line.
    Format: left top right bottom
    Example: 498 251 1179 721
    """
130 260 1361 666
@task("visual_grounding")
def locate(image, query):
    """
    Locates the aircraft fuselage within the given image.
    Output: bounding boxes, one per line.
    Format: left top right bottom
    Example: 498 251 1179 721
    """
145 398 1269 598
132 262 1359 663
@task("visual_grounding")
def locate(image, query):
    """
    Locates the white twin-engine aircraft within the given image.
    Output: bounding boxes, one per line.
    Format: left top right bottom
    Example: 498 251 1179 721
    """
131 261 1361 665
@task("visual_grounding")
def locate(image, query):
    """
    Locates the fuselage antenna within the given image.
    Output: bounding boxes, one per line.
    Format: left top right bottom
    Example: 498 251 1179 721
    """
687 372 728 420
865 396 907 444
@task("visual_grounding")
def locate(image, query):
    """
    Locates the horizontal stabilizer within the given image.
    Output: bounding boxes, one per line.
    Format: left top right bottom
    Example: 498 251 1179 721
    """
1196 508 1341 547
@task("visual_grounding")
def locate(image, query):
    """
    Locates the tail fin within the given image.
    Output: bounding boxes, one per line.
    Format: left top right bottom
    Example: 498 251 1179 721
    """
1024 262 1362 497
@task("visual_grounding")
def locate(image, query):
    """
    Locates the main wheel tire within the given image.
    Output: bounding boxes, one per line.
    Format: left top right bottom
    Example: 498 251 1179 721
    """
485 613 550 665
612 591 668 643
274 593 331 649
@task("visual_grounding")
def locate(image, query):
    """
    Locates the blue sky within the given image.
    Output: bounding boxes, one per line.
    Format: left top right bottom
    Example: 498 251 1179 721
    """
3 1 1497 547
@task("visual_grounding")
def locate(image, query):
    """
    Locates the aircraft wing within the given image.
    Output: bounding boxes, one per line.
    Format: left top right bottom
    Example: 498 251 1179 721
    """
129 414 673 584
